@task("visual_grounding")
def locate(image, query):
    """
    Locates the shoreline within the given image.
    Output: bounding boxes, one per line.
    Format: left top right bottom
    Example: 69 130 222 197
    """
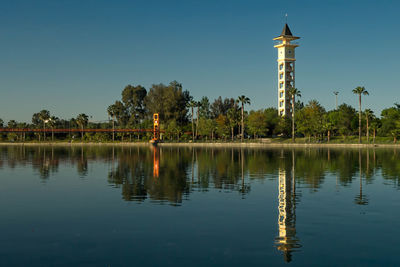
1 142 400 149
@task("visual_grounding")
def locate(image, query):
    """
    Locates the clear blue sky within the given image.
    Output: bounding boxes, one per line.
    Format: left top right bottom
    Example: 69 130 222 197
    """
0 0 399 122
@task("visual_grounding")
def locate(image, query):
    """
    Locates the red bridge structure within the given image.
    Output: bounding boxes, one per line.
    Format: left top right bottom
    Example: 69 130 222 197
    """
0 128 160 133
0 113 176 142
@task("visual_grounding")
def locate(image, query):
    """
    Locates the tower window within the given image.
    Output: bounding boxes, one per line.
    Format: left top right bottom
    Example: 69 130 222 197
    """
279 64 284 70
279 73 283 79
279 101 284 107
279 82 284 89
280 91 283 98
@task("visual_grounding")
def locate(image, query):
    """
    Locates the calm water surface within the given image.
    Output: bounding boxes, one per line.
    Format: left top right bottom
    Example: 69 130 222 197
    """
1 145 400 266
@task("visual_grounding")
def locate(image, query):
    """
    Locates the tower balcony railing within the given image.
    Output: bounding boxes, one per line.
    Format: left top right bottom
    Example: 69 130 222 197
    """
273 41 299 46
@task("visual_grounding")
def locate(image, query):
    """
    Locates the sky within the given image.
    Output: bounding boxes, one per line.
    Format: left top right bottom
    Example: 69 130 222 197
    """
0 0 399 123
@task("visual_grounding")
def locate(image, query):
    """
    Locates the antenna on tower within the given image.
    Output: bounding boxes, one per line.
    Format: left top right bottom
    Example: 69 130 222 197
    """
285 13 288 24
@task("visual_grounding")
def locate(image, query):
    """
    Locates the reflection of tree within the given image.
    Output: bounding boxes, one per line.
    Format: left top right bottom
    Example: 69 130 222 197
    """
196 148 244 192
327 150 358 186
355 149 369 205
239 149 250 196
294 149 326 190
31 146 59 181
380 148 400 187
76 146 88 177
275 150 301 263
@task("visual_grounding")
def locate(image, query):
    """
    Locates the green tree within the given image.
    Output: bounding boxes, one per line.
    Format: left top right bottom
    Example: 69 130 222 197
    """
121 84 147 123
76 113 89 141
247 110 268 138
227 105 240 140
198 118 217 140
364 109 374 143
107 101 127 141
17 122 28 142
0 118 3 128
237 95 251 142
264 108 280 135
7 120 17 128
32 110 50 141
370 119 380 143
144 81 191 126
352 86 369 143
215 115 230 140
381 105 400 143
198 96 211 119
287 88 301 142
210 97 235 119
7 120 18 141
324 110 339 140
323 121 334 142
333 104 357 140
297 100 326 141
166 119 182 141
275 116 292 137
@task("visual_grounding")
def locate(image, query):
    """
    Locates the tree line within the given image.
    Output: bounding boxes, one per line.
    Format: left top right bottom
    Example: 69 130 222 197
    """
1 81 400 143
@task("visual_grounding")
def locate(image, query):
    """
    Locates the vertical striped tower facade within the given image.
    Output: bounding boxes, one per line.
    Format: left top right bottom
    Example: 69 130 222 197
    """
273 24 300 116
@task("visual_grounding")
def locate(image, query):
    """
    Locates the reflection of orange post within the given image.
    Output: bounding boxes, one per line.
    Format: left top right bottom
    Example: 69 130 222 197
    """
153 147 159 177
153 113 159 142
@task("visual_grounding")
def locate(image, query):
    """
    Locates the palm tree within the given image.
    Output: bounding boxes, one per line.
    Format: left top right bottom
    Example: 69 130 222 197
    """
355 149 368 205
324 122 334 143
76 113 89 142
237 95 251 142
352 86 369 143
364 109 373 143
370 121 378 144
187 100 197 141
288 88 301 142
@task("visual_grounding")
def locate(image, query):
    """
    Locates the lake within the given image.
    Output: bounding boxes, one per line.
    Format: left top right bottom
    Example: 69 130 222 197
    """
1 145 400 266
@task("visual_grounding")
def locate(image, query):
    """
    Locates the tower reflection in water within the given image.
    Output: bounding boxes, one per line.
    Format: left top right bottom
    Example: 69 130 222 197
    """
275 150 301 262
153 146 160 178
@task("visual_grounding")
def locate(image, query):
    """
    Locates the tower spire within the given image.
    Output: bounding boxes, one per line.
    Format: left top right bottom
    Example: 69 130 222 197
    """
281 24 293 37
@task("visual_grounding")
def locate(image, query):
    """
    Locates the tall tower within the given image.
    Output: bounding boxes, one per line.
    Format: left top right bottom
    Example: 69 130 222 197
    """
273 24 300 116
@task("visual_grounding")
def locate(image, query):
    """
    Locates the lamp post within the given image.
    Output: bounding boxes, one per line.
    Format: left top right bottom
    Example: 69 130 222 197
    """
43 118 55 142
333 91 339 110
43 119 49 141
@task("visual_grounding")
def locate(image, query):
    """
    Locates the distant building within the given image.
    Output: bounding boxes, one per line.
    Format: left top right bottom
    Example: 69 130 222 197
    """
273 24 300 116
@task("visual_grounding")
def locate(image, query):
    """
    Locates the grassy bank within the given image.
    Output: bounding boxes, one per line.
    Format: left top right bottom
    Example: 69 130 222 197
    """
1 139 400 148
